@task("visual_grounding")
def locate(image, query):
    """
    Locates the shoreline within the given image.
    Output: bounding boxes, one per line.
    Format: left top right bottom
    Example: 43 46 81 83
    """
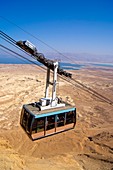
0 62 113 71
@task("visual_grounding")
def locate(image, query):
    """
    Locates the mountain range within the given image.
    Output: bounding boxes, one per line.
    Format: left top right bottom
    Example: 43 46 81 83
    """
46 52 113 63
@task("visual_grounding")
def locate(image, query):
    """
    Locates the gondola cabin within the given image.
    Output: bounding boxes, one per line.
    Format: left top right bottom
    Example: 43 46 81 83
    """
20 103 76 140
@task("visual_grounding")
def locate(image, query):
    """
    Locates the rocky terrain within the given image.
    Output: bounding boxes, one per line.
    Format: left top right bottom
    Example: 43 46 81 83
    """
0 64 113 170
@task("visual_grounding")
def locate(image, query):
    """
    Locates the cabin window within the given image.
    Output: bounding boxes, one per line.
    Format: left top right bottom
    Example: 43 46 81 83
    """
57 113 65 127
37 118 45 132
32 118 38 133
66 111 75 124
32 117 45 133
22 110 28 128
27 114 33 132
46 115 55 130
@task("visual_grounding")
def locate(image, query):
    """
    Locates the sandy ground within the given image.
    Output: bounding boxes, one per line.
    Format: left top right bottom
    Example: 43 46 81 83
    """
0 64 113 170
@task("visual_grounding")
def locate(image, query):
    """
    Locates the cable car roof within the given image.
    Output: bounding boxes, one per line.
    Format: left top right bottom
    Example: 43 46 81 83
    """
23 104 75 118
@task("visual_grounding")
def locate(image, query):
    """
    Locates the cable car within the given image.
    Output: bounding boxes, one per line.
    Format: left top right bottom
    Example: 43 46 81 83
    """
20 103 76 140
16 40 76 140
19 61 76 140
20 60 76 140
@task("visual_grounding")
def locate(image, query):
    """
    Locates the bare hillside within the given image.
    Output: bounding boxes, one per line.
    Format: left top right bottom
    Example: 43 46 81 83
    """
0 64 113 170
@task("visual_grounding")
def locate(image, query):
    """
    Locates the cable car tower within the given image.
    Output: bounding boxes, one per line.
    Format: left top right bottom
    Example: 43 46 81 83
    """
16 40 76 140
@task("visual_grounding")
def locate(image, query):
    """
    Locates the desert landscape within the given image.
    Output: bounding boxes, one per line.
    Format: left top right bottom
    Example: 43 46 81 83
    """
0 64 113 170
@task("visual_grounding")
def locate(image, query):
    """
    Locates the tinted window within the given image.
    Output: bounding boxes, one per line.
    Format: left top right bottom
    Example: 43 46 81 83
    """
22 110 29 128
27 114 33 132
46 115 55 130
57 113 65 127
66 111 75 124
32 119 37 131
32 117 45 133
37 118 45 132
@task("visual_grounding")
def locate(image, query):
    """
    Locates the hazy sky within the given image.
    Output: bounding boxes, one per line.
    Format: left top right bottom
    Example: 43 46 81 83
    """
0 0 113 56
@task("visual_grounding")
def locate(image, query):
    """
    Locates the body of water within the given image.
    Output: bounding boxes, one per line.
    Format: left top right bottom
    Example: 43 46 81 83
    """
92 63 113 68
0 58 113 70
59 62 84 70
0 58 84 70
